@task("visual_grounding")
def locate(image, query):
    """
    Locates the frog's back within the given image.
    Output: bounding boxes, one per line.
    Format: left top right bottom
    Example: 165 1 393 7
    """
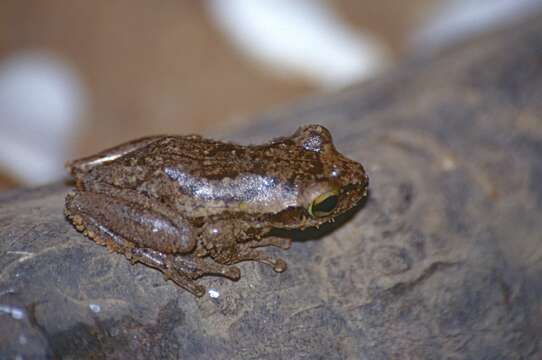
111 135 308 216
125 135 308 180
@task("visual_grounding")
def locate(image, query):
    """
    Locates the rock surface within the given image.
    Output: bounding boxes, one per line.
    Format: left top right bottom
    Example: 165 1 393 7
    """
2 15 542 360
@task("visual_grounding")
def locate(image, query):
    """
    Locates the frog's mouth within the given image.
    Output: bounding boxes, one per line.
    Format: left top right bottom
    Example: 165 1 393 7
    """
268 206 309 229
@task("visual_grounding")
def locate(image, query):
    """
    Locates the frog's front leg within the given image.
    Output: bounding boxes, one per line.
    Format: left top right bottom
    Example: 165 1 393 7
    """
246 236 292 250
229 247 288 272
201 222 289 272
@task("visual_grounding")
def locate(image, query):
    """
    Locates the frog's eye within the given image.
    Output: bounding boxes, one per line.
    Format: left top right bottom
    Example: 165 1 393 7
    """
307 189 339 218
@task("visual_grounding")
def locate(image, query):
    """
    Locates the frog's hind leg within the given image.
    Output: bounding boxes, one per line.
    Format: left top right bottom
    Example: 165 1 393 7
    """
65 192 239 297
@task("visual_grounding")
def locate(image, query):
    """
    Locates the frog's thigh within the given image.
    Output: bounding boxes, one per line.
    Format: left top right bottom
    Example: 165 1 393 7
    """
79 184 198 254
65 192 131 252
65 191 195 254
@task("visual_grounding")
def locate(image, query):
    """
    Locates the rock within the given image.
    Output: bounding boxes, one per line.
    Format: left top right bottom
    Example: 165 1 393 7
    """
2 15 542 359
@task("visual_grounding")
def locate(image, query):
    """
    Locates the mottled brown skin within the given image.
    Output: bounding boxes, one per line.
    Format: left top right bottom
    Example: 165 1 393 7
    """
64 124 368 296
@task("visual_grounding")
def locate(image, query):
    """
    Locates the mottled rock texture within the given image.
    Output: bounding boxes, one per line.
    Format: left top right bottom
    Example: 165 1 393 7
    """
1 15 542 360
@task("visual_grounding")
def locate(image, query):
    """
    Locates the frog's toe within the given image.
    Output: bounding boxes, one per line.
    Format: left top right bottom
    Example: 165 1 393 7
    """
252 255 287 273
223 266 241 280
170 276 206 297
273 238 292 250
192 259 241 281
193 285 206 298
272 259 287 272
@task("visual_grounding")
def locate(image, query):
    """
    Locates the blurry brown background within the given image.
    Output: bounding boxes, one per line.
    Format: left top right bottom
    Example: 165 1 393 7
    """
0 0 534 191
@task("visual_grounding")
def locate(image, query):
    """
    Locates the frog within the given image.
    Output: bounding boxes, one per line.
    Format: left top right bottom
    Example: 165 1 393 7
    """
64 124 368 297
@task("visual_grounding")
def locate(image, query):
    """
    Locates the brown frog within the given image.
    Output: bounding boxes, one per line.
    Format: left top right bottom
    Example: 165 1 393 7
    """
65 125 368 296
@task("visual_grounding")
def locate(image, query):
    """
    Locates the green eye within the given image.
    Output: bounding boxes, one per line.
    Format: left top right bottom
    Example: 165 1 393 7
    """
307 190 339 218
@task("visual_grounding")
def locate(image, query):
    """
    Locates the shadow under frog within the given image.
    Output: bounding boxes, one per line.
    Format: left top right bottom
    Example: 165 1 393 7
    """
64 125 368 297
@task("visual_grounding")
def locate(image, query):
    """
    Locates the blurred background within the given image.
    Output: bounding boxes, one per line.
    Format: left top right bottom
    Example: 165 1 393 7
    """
0 0 540 191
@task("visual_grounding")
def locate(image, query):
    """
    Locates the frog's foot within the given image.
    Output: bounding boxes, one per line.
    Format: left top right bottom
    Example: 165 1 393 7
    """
229 248 288 273
248 236 292 250
127 248 207 297
127 249 240 297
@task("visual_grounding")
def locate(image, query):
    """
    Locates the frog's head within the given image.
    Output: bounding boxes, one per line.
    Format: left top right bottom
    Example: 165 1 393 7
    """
269 124 368 229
